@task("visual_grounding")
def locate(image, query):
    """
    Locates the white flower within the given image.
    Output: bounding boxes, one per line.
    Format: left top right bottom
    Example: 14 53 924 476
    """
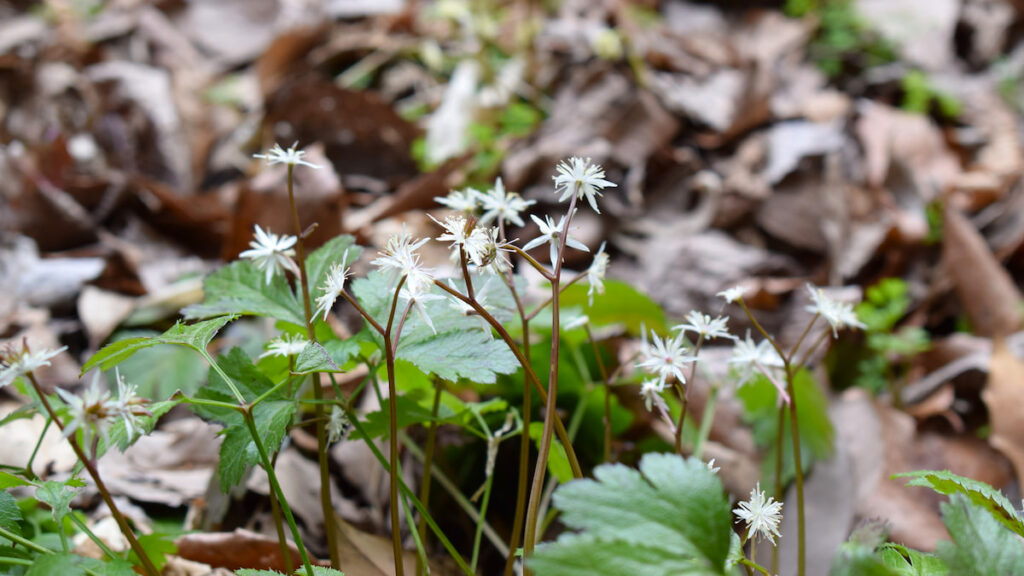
673 311 736 341
0 345 67 388
469 227 513 274
400 280 444 334
553 157 616 213
734 482 783 544
430 213 481 263
729 333 784 383
436 187 482 213
706 459 720 474
522 213 589 265
371 225 431 289
253 142 322 169
327 405 352 443
717 285 748 304
58 379 118 452
314 253 353 321
479 178 535 228
112 369 150 444
586 242 609 305
260 333 309 359
639 379 667 412
636 330 697 386
805 284 866 338
239 225 300 285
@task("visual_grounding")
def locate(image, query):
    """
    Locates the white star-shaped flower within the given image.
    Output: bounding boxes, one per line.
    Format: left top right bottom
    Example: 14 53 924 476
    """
717 285 748 304
553 157 616 213
805 284 866 338
239 225 300 285
0 345 67 388
636 330 697 386
400 279 444 334
259 333 309 359
112 369 150 444
522 213 590 265
314 256 353 321
729 332 784 385
479 178 535 227
436 187 482 213
253 142 322 169
673 311 736 341
734 482 783 544
639 378 667 412
371 225 432 289
58 378 118 452
586 242 609 305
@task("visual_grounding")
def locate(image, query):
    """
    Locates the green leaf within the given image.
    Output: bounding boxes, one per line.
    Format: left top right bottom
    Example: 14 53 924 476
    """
936 494 1024 576
82 315 238 373
352 272 518 383
0 492 23 535
193 348 296 491
182 260 304 325
558 280 667 335
830 543 902 576
529 422 572 483
894 469 1024 538
35 481 76 528
236 571 283 576
128 532 176 573
351 395 457 440
308 568 346 576
736 368 834 485
292 336 366 375
96 399 179 458
305 236 359 305
106 330 207 399
878 544 948 576
26 553 88 576
0 472 31 490
531 453 732 575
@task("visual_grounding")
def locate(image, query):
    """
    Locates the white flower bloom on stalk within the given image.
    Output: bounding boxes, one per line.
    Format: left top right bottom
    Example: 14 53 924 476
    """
522 213 589 265
729 332 785 385
58 379 118 452
259 333 309 359
636 330 697 386
253 142 322 169
553 157 616 213
328 405 352 443
479 178 535 228
734 482 783 544
639 379 667 412
586 242 609 305
239 225 300 285
371 226 432 289
400 279 444 334
430 213 484 265
469 226 513 275
314 253 353 321
436 187 482 213
805 284 866 338
0 345 67 388
112 369 151 443
673 311 736 342
717 285 748 304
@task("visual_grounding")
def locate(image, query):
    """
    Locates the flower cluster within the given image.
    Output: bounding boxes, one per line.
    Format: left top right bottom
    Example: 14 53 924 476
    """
59 370 150 453
805 284 866 337
0 345 66 388
734 482 784 544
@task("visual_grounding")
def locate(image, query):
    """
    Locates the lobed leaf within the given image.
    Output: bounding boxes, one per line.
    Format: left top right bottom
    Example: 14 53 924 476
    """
82 315 238 374
182 260 304 325
937 494 1024 576
894 469 1024 538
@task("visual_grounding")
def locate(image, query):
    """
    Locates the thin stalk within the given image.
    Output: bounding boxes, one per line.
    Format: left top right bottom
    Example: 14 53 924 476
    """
504 313 532 576
286 163 340 569
524 193 579 561
739 557 772 576
673 335 705 455
383 275 409 576
787 371 806 576
269 451 294 574
772 405 784 576
416 380 443 576
522 272 586 322
68 512 120 562
401 494 428 573
27 375 159 576
693 382 719 460
0 524 53 554
471 474 495 572
243 409 316 576
23 417 51 481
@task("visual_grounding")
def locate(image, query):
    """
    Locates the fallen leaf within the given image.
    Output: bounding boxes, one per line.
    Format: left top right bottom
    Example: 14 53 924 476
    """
983 339 1024 483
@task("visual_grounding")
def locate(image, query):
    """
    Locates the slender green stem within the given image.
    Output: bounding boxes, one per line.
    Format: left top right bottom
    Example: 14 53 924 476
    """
0 524 49 555
504 314 532 576
286 163 341 569
383 275 408 576
471 474 495 572
0 558 33 567
738 299 787 364
24 417 51 481
416 380 443 576
523 272 586 322
525 192 579 564
509 246 554 280
693 382 719 460
787 370 806 576
401 494 427 573
243 410 316 576
68 512 120 562
772 404 784 575
739 557 772 576
788 313 819 359
269 451 295 575
27 375 159 576
673 336 705 455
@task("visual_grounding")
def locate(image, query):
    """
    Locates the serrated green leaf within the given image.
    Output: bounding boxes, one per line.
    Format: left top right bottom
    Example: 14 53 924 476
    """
306 236 359 304
308 568 346 576
878 544 948 576
937 494 1024 576
894 469 1024 538
292 337 365 375
236 570 282 576
559 279 667 335
0 472 30 490
182 260 304 325
35 481 76 528
0 492 22 535
105 331 207 399
532 453 732 575
26 553 88 576
82 316 238 374
352 272 518 383
830 542 902 576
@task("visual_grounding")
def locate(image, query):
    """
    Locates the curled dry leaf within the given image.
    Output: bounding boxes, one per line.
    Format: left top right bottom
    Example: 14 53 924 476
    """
983 339 1024 484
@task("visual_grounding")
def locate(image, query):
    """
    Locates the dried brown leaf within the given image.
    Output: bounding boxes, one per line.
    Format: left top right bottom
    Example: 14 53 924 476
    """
983 339 1024 483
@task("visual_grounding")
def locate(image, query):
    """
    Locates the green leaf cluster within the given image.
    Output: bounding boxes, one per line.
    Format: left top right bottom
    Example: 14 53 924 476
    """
530 453 734 575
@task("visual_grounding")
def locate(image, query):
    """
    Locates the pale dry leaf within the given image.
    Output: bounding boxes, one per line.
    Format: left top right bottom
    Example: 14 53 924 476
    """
983 339 1024 483
855 0 960 71
942 204 1023 338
